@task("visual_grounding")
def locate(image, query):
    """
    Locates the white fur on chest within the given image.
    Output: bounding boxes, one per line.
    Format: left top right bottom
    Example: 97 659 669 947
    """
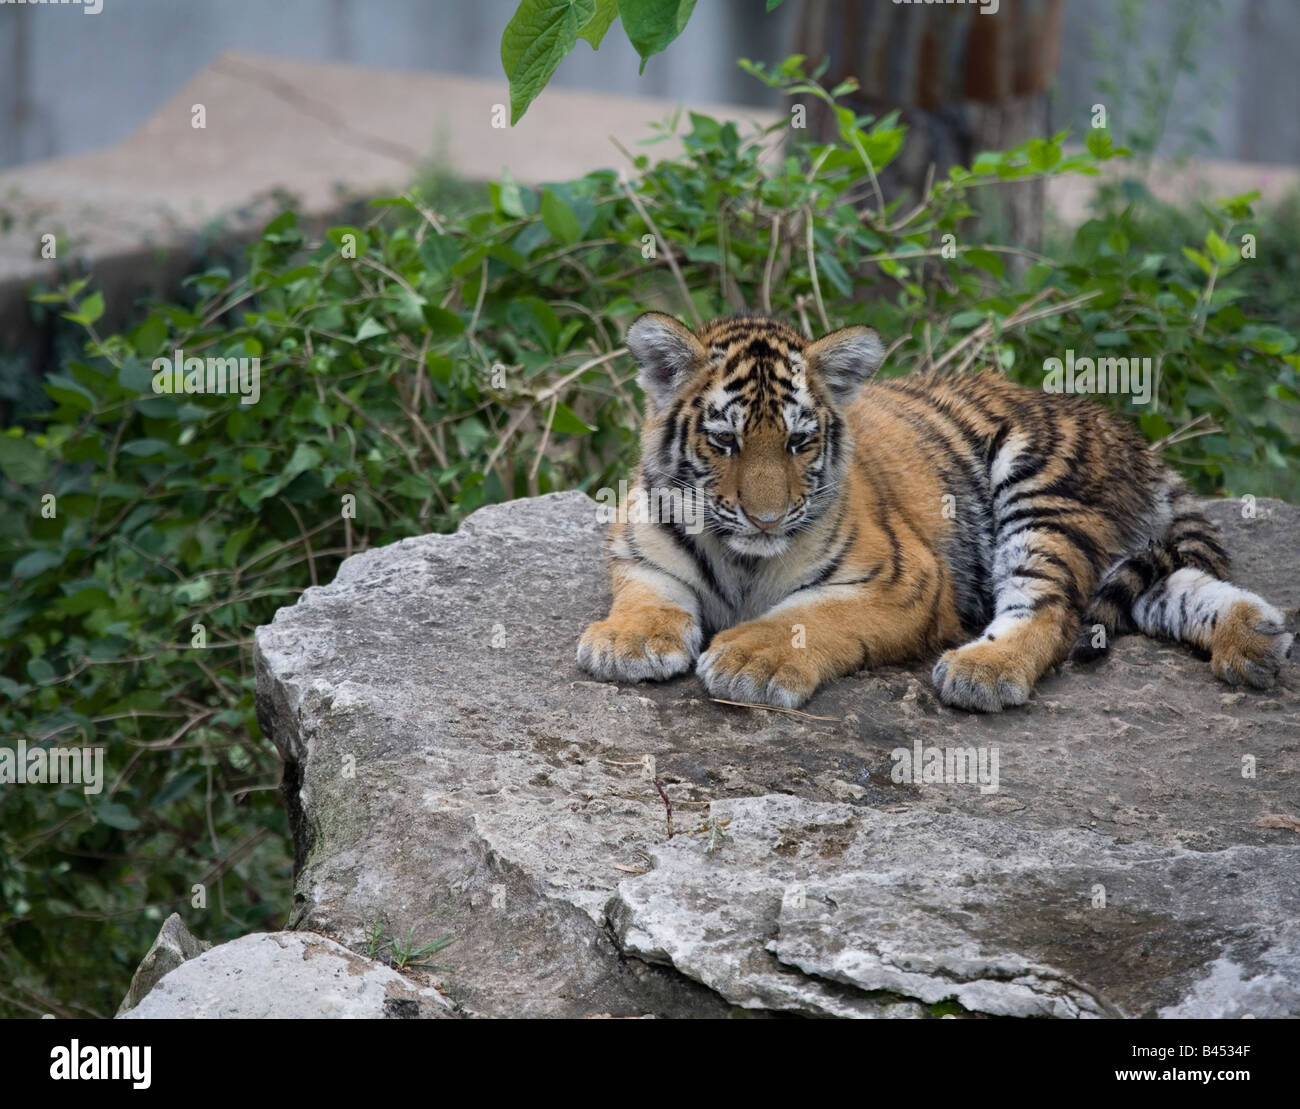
627 517 835 634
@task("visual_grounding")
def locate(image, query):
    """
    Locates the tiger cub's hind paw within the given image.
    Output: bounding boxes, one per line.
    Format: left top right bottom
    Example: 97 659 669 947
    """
1210 601 1294 690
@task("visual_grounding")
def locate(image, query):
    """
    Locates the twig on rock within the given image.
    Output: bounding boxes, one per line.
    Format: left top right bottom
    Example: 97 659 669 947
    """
710 697 840 722
652 776 675 839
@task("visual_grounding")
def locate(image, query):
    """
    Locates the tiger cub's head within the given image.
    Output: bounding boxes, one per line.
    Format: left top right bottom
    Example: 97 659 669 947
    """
626 312 885 557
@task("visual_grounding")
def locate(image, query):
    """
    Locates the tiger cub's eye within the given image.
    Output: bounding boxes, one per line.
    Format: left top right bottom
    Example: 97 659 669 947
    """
709 431 737 451
788 432 814 452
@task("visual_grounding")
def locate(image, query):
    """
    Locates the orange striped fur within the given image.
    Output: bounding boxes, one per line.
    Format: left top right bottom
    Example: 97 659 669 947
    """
576 313 1293 710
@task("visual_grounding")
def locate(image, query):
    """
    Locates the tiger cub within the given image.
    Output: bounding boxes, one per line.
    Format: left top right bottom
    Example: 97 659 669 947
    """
576 312 1293 711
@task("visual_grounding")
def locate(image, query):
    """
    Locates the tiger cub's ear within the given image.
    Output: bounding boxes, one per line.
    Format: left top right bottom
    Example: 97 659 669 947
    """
805 325 885 407
626 312 706 410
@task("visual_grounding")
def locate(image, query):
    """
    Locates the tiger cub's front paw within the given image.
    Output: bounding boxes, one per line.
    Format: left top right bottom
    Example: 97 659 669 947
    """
576 607 701 683
932 642 1034 713
696 621 819 708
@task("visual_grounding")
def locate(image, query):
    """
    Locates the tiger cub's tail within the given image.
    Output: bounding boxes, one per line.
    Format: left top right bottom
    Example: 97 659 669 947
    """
1070 493 1293 688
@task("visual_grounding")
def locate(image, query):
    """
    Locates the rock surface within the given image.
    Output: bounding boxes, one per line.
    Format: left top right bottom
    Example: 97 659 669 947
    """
252 491 1300 1018
118 931 456 1019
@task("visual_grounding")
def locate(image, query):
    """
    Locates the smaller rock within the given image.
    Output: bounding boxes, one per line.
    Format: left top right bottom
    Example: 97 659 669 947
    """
117 931 457 1019
818 776 867 802
115 913 210 1016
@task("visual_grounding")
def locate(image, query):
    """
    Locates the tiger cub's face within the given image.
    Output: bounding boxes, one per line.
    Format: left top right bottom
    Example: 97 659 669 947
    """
626 313 886 558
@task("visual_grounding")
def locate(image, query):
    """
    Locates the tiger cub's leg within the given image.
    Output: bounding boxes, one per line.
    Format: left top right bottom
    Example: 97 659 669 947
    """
932 527 1090 712
577 561 702 682
1132 569 1293 689
1130 495 1292 686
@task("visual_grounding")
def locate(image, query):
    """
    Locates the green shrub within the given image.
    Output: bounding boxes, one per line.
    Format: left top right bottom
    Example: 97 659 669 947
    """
1 58 1296 1017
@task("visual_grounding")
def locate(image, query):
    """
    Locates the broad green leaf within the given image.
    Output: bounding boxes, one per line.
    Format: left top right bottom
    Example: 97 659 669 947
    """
172 577 214 605
132 313 168 356
80 291 105 325
540 189 581 245
152 769 205 807
1085 128 1113 158
44 374 97 411
617 0 697 73
423 305 467 339
0 435 48 484
501 0 596 125
284 443 323 481
579 0 618 47
816 252 852 296
419 233 460 275
53 587 112 616
94 801 141 831
1026 137 1060 171
13 549 63 578
963 248 1004 278
1205 229 1236 264
120 439 175 457
550 402 596 434
327 225 371 257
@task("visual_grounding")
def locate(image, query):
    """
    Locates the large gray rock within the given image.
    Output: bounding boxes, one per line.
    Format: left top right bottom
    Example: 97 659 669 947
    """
253 491 1300 1018
118 931 456 1019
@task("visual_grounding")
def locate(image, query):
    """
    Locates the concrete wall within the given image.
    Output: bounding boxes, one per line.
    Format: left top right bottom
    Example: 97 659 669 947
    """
1 0 1296 171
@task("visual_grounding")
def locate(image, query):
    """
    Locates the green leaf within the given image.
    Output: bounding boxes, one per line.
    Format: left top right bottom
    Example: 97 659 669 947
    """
766 0 785 9
617 0 697 74
0 434 48 484
1085 128 1113 158
419 233 460 275
423 305 467 339
120 439 175 457
501 0 596 125
494 174 533 218
355 317 388 342
550 402 596 434
53 586 112 616
579 0 618 47
44 374 97 411
95 801 141 831
152 769 205 807
426 354 455 384
284 443 324 481
816 252 852 297
13 549 63 578
118 356 156 394
1026 137 1061 172
132 313 168 356
172 577 214 605
1023 262 1053 291
80 291 105 325
540 189 582 245
963 248 1004 278
327 225 371 257
1205 229 1236 264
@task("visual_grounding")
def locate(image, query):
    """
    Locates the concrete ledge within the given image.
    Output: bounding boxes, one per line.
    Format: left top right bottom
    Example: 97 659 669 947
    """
0 49 779 346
